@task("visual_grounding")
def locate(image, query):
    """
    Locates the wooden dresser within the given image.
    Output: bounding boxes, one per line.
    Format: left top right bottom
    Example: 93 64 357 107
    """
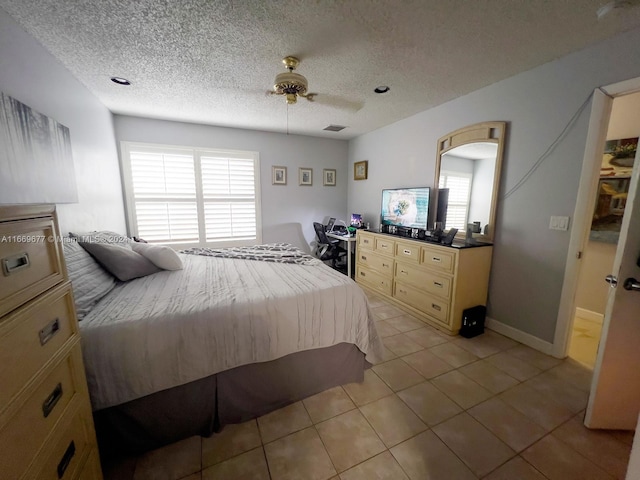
356 230 493 335
0 205 102 480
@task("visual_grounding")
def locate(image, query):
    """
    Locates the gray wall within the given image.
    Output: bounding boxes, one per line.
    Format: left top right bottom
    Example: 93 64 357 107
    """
348 26 640 343
113 115 348 252
0 8 125 234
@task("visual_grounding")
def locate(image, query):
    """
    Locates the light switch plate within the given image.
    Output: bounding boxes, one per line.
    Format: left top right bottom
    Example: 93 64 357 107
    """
549 216 570 231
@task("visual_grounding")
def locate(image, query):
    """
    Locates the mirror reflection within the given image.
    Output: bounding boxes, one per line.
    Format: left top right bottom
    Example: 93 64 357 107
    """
435 122 506 243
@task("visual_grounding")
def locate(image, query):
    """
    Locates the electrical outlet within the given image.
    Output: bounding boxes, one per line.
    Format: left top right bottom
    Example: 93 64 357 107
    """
549 216 570 231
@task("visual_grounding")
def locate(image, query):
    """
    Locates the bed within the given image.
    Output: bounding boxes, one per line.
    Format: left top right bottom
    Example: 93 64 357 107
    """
64 236 383 455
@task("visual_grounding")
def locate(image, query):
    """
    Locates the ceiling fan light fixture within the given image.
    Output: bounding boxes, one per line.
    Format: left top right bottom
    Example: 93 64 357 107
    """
286 93 298 104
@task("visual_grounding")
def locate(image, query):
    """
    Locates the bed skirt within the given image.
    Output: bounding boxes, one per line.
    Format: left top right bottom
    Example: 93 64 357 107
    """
94 343 366 457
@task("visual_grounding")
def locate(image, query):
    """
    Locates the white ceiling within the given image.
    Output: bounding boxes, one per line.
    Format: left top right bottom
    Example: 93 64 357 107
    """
3 0 640 140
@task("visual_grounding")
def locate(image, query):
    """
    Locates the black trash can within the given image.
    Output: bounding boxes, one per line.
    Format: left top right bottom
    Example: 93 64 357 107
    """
460 305 486 338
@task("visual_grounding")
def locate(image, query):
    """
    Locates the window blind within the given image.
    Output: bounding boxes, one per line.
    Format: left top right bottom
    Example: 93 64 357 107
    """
439 171 472 230
122 143 261 247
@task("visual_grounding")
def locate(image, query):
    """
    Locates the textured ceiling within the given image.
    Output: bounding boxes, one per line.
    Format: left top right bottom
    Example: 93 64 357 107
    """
3 0 640 139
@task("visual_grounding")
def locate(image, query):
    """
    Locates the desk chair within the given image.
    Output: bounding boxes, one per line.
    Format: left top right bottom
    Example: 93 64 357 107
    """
313 222 347 270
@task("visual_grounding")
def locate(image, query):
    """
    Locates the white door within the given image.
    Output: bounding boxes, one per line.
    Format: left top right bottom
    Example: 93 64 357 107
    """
585 146 640 430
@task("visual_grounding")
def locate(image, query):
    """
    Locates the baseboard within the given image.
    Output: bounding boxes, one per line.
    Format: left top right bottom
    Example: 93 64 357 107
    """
575 307 604 324
486 316 555 356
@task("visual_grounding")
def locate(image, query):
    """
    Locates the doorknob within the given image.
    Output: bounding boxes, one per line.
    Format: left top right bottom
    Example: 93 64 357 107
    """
605 274 618 287
623 278 640 291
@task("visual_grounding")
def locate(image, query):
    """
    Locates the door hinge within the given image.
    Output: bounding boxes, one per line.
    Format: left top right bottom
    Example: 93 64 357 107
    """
576 251 583 259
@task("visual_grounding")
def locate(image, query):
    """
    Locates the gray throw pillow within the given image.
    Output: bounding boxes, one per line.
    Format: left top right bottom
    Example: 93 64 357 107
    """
79 241 161 281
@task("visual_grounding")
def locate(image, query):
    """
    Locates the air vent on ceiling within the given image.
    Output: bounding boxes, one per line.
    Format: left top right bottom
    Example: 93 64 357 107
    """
323 125 347 132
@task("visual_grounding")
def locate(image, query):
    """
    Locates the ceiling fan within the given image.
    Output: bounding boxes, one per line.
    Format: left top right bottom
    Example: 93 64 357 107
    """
268 56 316 104
268 56 364 112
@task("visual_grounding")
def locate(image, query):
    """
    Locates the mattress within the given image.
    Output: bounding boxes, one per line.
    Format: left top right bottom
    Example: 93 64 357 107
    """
80 253 384 410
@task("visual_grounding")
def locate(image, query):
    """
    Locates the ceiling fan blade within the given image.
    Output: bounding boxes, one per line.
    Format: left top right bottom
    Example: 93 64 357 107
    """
309 94 364 112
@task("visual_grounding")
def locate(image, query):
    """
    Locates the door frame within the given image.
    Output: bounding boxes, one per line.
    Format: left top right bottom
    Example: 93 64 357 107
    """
553 78 640 358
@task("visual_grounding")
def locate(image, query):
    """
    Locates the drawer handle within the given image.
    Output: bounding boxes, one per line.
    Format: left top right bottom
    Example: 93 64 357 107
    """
382 263 389 268
381 245 388 248
432 256 441 263
400 270 408 275
432 303 442 311
360 271 366 277
2 252 30 276
399 289 407 294
434 282 443 288
39 318 60 346
57 440 75 479
42 382 63 418
403 249 411 255
361 255 367 260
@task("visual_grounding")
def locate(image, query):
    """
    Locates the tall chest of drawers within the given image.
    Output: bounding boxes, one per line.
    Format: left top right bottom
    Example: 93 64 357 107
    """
356 230 493 335
0 205 102 480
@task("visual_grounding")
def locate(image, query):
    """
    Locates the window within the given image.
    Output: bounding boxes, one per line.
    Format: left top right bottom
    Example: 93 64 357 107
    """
121 142 261 248
438 170 472 231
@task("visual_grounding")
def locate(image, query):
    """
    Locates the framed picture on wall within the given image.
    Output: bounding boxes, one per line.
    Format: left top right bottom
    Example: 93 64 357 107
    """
272 166 287 185
590 137 637 243
354 160 368 180
299 167 313 186
323 169 336 186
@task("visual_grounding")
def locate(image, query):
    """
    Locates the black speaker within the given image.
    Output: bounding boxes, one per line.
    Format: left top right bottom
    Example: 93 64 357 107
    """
460 305 486 338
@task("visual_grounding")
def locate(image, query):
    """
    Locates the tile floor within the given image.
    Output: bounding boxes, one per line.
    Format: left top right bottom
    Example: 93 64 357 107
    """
103 293 634 480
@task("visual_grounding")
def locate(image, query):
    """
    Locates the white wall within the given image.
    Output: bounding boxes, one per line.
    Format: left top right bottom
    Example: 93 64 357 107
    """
0 8 125 234
113 115 348 252
348 26 640 343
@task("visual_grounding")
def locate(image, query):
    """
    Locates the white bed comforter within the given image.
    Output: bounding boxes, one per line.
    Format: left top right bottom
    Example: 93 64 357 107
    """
80 253 384 410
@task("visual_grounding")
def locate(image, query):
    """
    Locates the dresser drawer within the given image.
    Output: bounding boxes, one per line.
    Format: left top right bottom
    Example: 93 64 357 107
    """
76 447 102 480
395 262 452 299
0 346 83 479
28 404 93 480
374 237 395 256
395 241 420 263
357 231 375 250
0 217 65 317
394 281 450 325
357 251 394 275
0 283 77 413
421 246 455 273
356 266 392 296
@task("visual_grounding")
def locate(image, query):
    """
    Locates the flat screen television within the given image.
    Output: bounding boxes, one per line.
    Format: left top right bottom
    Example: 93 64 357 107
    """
381 187 430 229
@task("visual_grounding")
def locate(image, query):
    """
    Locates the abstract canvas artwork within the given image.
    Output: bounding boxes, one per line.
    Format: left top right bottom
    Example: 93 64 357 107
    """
0 92 78 203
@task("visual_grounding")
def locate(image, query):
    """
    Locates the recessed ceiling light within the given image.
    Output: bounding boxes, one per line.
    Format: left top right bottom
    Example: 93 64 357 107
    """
110 77 131 85
374 86 390 94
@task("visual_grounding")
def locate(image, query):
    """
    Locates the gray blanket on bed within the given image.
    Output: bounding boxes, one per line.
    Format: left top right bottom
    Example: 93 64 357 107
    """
180 243 321 265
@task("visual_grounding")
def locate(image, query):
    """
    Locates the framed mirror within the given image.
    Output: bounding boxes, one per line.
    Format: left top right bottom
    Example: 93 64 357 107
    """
434 121 506 243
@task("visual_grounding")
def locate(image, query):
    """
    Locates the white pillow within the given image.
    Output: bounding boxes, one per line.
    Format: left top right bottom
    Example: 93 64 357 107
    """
131 242 184 271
